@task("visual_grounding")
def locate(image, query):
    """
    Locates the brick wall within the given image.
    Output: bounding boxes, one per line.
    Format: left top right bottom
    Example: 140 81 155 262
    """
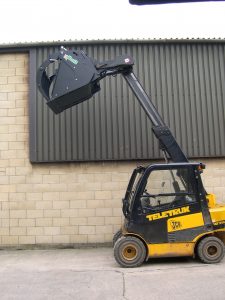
0 52 225 247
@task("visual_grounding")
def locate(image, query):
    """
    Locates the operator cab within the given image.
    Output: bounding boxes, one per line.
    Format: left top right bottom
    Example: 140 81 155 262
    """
123 162 206 219
122 162 210 244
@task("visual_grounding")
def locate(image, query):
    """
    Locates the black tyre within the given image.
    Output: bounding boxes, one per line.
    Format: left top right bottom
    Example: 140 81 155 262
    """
197 236 225 264
114 236 146 268
113 229 122 246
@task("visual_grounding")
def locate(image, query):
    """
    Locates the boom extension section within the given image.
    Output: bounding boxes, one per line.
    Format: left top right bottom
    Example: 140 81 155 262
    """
37 47 188 163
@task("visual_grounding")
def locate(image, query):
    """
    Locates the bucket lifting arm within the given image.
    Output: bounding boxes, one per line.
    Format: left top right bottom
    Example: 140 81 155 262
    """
37 46 188 163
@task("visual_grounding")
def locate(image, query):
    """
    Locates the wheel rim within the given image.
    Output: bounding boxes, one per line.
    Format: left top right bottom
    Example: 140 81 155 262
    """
122 244 138 261
206 245 219 257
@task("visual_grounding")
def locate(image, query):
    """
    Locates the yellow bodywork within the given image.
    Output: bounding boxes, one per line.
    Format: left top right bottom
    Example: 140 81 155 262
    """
206 193 216 208
206 193 225 226
148 212 204 257
207 193 225 226
123 193 225 259
167 212 204 232
148 243 194 257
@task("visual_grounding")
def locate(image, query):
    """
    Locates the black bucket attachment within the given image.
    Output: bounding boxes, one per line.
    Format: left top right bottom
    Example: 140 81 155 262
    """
37 47 101 114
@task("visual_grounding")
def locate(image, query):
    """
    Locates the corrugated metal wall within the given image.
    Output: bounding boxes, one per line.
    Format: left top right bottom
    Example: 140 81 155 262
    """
30 41 225 162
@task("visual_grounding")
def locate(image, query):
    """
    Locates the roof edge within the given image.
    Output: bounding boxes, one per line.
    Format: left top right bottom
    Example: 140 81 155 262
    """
1 38 225 49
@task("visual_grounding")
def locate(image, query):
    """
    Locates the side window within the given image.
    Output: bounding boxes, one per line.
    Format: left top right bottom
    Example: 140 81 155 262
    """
141 167 196 210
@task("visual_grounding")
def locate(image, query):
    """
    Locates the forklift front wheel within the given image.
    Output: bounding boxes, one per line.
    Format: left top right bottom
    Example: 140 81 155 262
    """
114 236 146 268
197 236 225 264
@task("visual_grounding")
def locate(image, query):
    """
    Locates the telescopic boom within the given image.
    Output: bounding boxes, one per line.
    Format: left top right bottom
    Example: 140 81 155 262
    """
37 47 188 163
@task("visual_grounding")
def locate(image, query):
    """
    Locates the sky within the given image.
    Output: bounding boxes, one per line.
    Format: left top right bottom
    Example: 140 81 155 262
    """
1 0 225 44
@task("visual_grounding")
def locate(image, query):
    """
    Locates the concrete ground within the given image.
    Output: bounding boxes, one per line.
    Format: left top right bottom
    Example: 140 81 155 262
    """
0 248 225 300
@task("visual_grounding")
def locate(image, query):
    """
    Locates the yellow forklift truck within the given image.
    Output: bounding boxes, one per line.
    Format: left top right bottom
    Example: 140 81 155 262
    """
37 43 225 267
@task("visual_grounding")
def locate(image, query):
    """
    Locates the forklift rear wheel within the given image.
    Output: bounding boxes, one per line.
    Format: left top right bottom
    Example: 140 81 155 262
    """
114 236 146 268
197 236 225 264
113 229 122 246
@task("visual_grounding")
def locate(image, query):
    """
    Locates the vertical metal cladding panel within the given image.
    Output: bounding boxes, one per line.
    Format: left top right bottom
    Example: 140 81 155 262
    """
31 41 225 162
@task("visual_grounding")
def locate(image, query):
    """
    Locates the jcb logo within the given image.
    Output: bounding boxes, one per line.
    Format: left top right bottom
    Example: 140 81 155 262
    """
170 220 182 230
